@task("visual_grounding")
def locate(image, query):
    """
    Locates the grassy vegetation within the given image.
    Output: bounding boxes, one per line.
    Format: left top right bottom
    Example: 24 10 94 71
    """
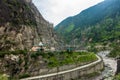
108 44 120 58
36 51 98 68
65 23 74 33
113 73 120 80
0 50 98 79
29 51 98 68
0 50 27 58
0 74 8 80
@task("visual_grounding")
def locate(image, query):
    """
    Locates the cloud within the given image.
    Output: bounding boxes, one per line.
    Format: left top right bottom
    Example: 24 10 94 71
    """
32 0 104 26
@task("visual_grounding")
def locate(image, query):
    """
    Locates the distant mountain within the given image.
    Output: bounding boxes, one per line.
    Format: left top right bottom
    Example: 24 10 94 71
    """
55 0 120 46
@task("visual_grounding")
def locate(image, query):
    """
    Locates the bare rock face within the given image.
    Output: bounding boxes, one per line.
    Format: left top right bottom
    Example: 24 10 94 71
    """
24 0 32 3
0 0 60 51
116 59 120 75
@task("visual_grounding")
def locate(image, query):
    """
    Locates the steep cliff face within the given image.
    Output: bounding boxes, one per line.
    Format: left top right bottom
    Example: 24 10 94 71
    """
28 1 59 49
0 0 59 51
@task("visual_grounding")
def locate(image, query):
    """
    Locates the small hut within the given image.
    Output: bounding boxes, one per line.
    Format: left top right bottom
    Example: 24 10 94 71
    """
31 42 44 52
38 42 44 52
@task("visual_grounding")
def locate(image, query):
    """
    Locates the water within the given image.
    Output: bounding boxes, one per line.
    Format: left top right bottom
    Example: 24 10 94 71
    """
78 51 117 80
93 51 117 80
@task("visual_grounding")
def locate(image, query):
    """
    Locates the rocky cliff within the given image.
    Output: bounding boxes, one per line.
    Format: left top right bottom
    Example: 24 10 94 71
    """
0 0 59 51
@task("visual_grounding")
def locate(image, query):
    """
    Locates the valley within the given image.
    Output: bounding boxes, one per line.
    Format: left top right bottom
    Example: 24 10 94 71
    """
0 0 120 80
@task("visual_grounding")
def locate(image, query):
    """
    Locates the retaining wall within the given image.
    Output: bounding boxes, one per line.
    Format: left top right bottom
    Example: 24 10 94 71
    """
21 55 104 80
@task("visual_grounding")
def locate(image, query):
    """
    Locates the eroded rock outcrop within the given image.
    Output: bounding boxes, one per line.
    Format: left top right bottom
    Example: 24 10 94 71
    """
0 0 60 51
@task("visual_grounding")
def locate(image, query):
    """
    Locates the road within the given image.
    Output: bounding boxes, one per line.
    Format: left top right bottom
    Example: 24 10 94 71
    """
21 55 102 80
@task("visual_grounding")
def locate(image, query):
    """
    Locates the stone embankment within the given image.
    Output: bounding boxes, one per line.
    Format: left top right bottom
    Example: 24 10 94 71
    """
21 55 103 80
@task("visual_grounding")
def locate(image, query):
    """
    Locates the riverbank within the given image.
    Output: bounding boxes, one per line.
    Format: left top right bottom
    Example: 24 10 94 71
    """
89 51 117 80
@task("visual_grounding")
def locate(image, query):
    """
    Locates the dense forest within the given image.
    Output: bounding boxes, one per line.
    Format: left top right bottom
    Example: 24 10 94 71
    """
55 0 120 49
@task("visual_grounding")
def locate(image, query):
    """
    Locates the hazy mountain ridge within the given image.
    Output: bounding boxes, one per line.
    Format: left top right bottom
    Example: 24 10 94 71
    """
55 0 120 46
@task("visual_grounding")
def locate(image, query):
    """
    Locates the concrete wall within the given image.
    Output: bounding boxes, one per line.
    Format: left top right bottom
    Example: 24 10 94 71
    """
41 61 103 80
22 58 103 80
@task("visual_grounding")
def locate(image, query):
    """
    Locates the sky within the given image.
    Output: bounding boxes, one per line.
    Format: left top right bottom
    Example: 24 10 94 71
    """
32 0 104 26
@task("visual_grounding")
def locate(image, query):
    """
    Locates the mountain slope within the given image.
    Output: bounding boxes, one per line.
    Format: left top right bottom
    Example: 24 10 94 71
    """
55 0 120 45
0 0 60 50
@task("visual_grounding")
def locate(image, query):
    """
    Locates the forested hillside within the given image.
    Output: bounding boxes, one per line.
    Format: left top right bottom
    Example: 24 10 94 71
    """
55 0 120 47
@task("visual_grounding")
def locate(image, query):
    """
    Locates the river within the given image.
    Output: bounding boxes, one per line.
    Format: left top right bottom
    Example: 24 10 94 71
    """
91 51 117 80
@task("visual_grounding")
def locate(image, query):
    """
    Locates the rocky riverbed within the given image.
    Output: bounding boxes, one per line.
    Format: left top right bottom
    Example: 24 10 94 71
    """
91 51 117 80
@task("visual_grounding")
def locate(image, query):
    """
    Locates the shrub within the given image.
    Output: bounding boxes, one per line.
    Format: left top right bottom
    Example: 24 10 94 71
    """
11 50 27 55
0 50 27 58
109 45 120 58
0 74 8 80
30 53 37 59
113 73 120 80
0 51 10 58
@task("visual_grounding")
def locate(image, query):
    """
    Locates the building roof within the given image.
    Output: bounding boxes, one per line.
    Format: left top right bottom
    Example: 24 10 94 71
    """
39 42 43 46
